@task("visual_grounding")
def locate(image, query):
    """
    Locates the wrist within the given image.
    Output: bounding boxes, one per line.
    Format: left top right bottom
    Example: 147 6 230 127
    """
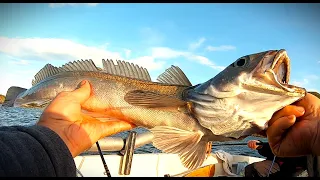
37 121 78 157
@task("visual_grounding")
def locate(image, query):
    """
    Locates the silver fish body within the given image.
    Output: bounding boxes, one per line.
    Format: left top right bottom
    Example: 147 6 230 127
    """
4 49 306 170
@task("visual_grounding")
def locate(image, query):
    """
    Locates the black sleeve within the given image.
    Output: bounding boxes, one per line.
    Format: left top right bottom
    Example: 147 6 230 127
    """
257 141 275 160
0 125 76 177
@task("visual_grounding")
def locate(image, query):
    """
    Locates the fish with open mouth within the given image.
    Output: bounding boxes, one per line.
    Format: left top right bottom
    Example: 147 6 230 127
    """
3 49 306 170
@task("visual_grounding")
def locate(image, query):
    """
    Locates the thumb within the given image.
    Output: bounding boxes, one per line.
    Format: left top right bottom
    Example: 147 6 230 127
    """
71 80 92 104
266 115 296 154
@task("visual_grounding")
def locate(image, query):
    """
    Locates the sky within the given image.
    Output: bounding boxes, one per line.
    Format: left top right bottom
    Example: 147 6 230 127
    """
0 3 319 95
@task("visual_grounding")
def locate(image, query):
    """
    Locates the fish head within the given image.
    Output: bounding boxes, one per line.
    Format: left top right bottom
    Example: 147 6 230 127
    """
186 49 306 139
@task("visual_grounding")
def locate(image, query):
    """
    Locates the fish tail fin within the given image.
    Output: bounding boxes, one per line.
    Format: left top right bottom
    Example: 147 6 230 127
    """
2 86 27 107
150 126 208 170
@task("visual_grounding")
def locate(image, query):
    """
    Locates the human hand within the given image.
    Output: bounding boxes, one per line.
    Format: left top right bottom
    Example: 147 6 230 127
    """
247 140 260 150
37 80 135 157
266 93 320 157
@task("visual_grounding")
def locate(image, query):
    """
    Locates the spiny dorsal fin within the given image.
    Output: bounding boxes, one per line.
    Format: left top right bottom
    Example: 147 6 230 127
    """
32 64 61 86
59 59 100 72
102 59 152 81
157 66 192 86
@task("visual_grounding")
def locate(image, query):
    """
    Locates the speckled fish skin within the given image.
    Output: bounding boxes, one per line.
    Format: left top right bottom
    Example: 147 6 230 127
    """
14 71 208 132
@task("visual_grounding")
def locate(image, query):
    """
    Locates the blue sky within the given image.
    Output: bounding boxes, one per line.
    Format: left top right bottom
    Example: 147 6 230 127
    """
0 3 319 95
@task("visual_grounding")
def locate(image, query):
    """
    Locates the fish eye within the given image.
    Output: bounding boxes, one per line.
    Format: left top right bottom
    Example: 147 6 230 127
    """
234 58 246 67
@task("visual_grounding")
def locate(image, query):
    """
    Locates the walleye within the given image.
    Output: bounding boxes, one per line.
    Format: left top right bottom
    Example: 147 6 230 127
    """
3 49 306 170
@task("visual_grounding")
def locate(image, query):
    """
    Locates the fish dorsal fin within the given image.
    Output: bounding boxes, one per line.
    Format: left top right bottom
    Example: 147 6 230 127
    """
59 59 100 72
32 64 61 86
157 65 192 86
102 59 152 81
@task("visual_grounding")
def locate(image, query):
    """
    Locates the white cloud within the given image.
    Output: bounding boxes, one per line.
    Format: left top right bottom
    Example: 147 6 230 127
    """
0 36 227 95
305 75 319 80
140 27 165 45
292 74 320 92
206 45 236 52
318 61 320 64
124 49 132 59
8 60 29 65
49 3 99 8
150 47 225 70
127 56 165 71
0 37 122 68
189 37 206 51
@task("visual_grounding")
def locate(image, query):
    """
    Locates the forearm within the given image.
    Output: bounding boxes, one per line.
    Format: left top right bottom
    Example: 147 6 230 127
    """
0 125 76 177
312 119 320 155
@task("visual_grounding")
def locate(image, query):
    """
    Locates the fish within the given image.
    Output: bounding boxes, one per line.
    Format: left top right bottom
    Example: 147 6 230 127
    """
3 49 306 170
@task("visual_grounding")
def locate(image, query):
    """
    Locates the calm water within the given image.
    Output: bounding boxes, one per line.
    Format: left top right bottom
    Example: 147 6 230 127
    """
0 106 266 158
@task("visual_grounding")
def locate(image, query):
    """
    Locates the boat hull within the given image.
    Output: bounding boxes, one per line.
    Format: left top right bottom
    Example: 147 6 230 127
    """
74 153 265 177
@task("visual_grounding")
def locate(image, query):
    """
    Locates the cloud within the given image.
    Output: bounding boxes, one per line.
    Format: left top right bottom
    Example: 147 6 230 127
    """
0 36 226 94
318 61 320 64
49 3 99 8
305 75 319 80
150 47 225 70
9 60 29 65
128 56 166 71
189 37 206 51
206 45 236 52
140 27 165 45
0 37 122 68
292 74 319 92
0 36 226 71
124 49 132 59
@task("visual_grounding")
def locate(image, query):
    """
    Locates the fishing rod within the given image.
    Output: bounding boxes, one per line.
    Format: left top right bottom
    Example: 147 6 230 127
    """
96 142 112 177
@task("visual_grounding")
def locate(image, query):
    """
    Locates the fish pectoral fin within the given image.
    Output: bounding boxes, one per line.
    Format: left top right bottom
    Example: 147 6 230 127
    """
150 126 207 170
124 90 187 108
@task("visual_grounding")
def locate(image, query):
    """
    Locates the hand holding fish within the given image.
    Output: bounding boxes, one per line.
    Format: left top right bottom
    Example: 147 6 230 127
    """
37 80 135 157
267 93 320 157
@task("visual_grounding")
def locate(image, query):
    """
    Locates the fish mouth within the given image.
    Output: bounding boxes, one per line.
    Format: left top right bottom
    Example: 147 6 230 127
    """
243 49 306 96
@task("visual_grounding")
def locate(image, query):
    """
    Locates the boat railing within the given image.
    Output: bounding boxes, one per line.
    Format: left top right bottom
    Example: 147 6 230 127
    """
79 130 154 176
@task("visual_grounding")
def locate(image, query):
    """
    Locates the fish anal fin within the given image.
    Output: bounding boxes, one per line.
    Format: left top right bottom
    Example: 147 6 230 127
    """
150 126 207 170
157 65 192 86
124 90 187 108
102 59 152 81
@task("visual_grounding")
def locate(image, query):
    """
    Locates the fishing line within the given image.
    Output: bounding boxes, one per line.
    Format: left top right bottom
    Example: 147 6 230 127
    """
211 142 264 146
96 142 112 177
267 155 277 177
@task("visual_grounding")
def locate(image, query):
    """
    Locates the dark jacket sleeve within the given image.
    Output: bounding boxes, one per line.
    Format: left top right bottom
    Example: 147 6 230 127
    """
0 125 76 177
256 141 275 160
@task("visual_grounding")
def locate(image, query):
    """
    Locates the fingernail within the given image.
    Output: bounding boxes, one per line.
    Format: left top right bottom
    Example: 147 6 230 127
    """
80 80 87 86
76 80 87 89
296 106 305 113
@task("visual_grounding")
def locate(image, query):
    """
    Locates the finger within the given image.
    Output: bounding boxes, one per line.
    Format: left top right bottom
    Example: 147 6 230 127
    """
98 121 136 138
266 115 296 149
70 80 92 104
268 105 304 126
